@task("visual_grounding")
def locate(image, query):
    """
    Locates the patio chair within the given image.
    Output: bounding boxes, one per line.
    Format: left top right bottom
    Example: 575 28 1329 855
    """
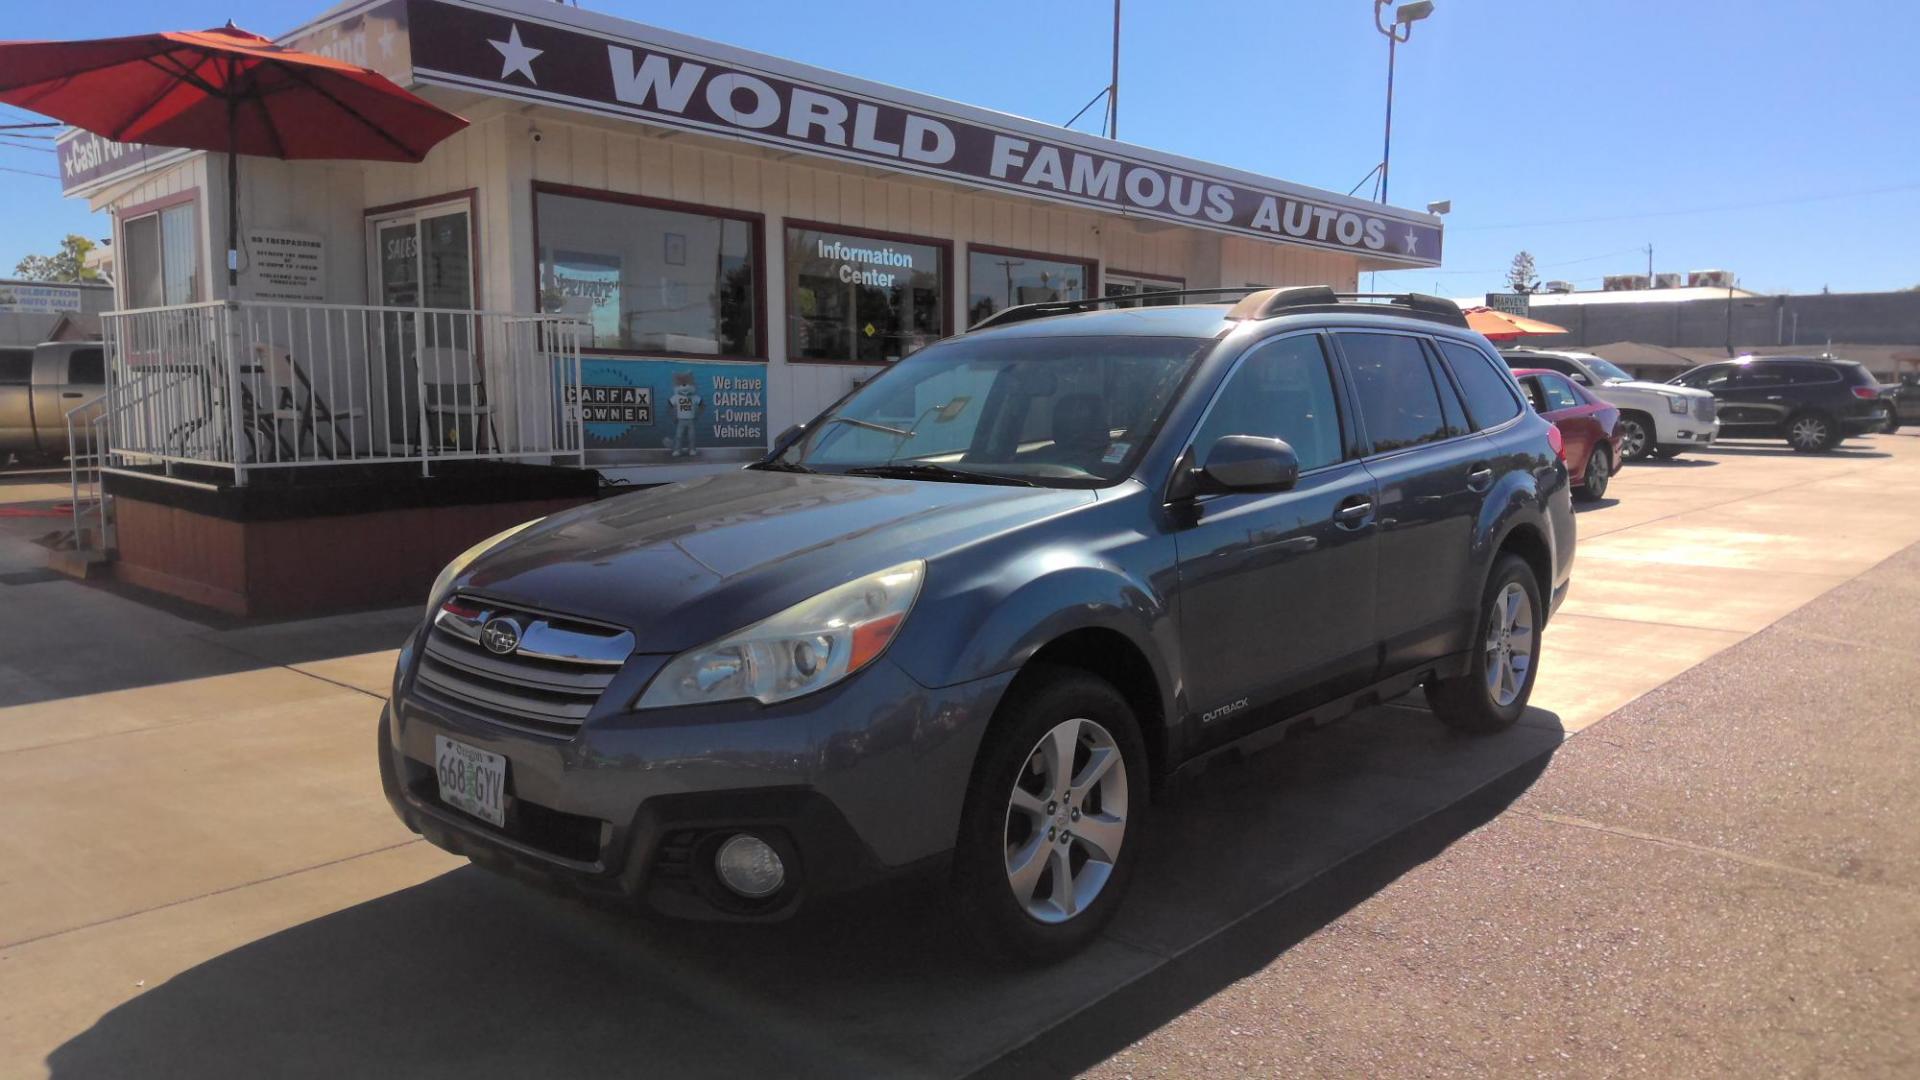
416 344 497 454
244 343 364 459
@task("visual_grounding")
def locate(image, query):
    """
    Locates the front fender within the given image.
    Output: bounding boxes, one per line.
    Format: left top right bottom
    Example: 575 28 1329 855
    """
888 552 1177 710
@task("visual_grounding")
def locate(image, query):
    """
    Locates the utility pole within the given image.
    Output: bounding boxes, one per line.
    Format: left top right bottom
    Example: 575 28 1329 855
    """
1646 243 1653 281
1108 0 1121 139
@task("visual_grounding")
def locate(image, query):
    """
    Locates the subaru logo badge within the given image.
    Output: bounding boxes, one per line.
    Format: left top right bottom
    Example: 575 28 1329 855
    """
480 617 522 656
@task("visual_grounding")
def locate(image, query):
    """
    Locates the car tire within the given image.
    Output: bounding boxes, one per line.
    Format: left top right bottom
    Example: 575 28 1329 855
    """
1785 412 1840 453
952 664 1148 965
1884 413 1901 434
1577 447 1611 501
1426 554 1541 734
1617 414 1654 462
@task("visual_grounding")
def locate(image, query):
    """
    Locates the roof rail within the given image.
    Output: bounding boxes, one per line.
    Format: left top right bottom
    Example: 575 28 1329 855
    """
966 287 1267 331
967 285 1470 333
1224 288 1467 327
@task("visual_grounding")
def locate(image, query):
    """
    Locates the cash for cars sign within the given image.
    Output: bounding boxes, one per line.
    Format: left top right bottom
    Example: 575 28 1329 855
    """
404 0 1442 266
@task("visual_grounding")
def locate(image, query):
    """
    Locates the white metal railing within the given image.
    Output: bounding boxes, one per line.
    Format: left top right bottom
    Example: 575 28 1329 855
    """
65 393 110 552
99 300 587 484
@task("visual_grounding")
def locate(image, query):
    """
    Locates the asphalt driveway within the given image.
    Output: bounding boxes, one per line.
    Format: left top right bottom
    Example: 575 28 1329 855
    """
2 434 1917 1077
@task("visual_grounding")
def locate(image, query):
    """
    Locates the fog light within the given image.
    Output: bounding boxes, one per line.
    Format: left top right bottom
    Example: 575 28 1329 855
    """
714 833 786 898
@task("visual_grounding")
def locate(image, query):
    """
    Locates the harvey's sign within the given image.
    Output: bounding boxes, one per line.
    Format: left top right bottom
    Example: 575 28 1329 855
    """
406 0 1442 266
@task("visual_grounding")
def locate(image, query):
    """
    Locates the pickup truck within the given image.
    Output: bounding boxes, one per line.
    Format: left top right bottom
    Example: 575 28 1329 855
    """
0 342 106 465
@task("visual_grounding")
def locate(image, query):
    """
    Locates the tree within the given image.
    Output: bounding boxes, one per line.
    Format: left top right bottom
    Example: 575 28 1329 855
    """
13 234 102 283
1506 251 1539 294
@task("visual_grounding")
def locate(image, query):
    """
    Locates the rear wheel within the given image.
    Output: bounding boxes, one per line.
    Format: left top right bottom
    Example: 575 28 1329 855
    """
1786 412 1840 452
952 666 1148 965
1427 555 1541 734
1617 415 1653 461
1577 447 1611 501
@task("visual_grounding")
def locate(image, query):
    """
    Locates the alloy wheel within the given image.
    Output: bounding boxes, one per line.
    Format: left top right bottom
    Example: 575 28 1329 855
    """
1483 582 1534 708
1586 450 1610 499
1789 416 1829 451
1619 419 1649 460
1003 716 1129 924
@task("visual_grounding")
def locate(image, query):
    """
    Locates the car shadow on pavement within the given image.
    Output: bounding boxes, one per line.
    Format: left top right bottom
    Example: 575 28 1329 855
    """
46 703 1562 1079
1704 441 1891 460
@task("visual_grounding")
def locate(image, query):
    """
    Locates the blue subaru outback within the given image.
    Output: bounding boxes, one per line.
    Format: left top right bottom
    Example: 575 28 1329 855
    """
379 287 1575 962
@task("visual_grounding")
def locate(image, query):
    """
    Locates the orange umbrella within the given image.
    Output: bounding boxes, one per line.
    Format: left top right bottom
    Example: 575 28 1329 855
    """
1462 306 1567 341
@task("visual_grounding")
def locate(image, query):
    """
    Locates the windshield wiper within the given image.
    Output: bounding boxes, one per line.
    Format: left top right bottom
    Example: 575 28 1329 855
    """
844 463 1037 487
749 457 815 473
823 416 914 438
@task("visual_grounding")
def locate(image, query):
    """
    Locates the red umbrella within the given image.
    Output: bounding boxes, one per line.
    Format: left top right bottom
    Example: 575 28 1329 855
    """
0 23 468 288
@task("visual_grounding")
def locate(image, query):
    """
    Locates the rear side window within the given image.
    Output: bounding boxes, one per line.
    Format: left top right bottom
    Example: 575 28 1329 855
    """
0 349 31 385
1538 373 1583 410
67 348 105 386
1443 341 1524 428
1678 365 1734 389
1191 334 1344 471
1783 362 1840 385
1337 332 1451 453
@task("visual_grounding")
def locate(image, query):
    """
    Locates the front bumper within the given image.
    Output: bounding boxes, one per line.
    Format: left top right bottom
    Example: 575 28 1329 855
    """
378 641 1014 920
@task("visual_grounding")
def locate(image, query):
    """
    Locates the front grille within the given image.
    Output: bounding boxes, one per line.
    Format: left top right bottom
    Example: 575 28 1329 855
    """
1693 396 1717 422
415 597 633 736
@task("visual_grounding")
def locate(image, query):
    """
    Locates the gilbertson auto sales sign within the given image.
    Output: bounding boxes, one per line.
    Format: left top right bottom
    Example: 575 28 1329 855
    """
405 0 1442 265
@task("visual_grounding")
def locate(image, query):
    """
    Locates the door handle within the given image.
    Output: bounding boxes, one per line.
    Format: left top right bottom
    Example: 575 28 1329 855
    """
1333 499 1373 528
1765 395 1785 401
1466 465 1495 492
62 391 84 399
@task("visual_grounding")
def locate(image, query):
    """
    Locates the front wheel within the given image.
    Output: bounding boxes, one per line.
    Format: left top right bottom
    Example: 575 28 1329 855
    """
1577 447 1611 501
1427 554 1541 734
1786 412 1840 452
1617 415 1653 461
952 666 1148 965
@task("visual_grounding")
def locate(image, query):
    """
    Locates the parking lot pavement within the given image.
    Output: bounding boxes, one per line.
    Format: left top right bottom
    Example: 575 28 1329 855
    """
2 437 1918 1078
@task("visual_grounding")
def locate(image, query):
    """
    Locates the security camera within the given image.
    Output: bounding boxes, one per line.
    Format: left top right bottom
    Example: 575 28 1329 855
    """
530 128 544 144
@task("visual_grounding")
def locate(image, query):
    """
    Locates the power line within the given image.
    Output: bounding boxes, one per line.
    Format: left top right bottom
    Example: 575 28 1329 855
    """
0 164 59 180
0 139 57 154
1453 181 1920 232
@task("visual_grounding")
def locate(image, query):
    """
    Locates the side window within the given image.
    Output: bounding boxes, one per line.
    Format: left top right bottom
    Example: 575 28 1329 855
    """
1736 365 1789 388
1538 374 1582 410
1337 332 1450 454
1441 341 1524 428
0 349 31 385
1518 375 1549 413
67 348 105 386
1681 365 1734 389
1190 335 1343 472
1784 362 1838 385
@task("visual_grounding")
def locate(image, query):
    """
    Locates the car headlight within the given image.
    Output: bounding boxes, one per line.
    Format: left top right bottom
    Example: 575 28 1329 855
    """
1666 395 1690 414
636 561 925 709
424 518 544 619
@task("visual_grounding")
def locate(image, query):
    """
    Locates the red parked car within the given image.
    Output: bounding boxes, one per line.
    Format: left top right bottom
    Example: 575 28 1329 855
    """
1512 367 1623 501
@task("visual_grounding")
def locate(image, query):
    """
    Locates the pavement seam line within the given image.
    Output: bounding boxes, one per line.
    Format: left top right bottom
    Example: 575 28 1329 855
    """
0 838 424 952
184 628 393 702
1516 810 1915 895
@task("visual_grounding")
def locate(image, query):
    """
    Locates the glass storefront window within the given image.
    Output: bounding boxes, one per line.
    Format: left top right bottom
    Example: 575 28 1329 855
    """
786 225 946 364
535 187 759 357
966 248 1092 325
123 202 199 309
1104 273 1183 308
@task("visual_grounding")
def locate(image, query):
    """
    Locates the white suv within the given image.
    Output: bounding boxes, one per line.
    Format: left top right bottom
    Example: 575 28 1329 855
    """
1503 349 1719 461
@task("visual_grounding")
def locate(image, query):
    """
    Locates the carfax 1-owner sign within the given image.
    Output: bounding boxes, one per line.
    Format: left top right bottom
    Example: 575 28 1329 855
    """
404 0 1442 265
564 358 768 461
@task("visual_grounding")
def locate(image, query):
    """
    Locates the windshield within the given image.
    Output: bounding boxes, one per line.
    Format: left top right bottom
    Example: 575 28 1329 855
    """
1584 357 1635 383
766 334 1212 487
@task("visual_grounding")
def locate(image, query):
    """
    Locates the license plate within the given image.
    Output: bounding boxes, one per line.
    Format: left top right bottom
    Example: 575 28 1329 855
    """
435 735 507 827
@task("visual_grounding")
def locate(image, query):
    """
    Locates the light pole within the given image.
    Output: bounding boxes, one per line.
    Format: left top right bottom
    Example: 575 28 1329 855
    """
1373 0 1434 205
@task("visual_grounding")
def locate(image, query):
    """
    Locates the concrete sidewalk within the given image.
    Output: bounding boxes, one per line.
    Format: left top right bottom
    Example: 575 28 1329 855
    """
2 436 1919 1078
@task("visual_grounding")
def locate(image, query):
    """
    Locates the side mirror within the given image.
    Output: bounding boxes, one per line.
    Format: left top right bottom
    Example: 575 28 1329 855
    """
1569 372 1591 386
1189 435 1300 496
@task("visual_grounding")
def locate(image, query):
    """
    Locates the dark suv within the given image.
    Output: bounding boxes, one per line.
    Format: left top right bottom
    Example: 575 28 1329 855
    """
1668 355 1888 452
378 287 1575 961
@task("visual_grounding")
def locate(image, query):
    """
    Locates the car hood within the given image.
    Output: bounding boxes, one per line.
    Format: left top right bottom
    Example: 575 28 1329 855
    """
455 468 1095 653
1602 379 1711 399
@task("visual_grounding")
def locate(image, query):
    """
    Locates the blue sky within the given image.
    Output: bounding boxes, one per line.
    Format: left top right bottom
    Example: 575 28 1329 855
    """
3 0 1914 297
